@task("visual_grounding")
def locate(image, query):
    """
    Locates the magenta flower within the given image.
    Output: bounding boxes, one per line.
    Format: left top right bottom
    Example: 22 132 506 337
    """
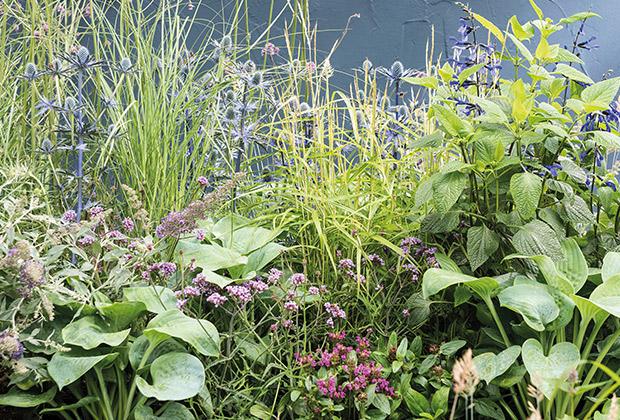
289 272 306 286
197 176 209 186
122 217 135 232
206 292 228 307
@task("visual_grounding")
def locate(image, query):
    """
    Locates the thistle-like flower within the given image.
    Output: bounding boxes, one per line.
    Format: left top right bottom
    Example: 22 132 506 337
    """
22 63 39 81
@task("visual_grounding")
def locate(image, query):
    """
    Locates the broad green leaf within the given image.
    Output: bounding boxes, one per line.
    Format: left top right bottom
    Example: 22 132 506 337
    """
561 194 594 226
129 335 186 370
439 340 466 356
422 268 498 300
195 269 234 288
176 240 247 272
96 301 146 330
420 212 460 233
602 252 620 282
473 97 509 125
498 284 560 331
509 16 535 41
559 12 599 25
581 77 620 111
431 105 472 137
553 63 594 85
0 386 56 407
243 242 286 276
511 220 562 260
136 352 205 401
467 224 499 271
372 393 391 415
414 178 434 208
590 275 620 318
557 238 588 293
135 402 195 420
473 346 521 384
432 171 467 213
123 286 177 314
507 34 534 62
472 13 505 44
431 387 450 414
227 226 281 255
145 310 220 357
521 339 580 399
572 295 609 326
403 76 439 89
403 388 431 415
511 80 534 122
510 172 542 220
591 131 620 150
48 353 118 390
458 63 486 85
535 38 559 62
411 131 444 149
62 316 131 350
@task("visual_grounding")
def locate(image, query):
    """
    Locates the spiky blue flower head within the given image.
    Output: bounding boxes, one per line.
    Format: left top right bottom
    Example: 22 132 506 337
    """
118 57 133 73
23 63 38 81
243 59 256 74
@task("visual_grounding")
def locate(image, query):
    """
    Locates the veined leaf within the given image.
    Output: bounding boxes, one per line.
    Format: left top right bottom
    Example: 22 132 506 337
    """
510 172 542 220
498 284 560 331
467 224 500 271
472 13 505 44
521 339 580 399
581 77 620 111
553 63 594 85
432 171 467 213
473 346 521 384
422 268 498 300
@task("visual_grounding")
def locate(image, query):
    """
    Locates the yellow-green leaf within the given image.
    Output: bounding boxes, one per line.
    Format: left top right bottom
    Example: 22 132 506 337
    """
472 13 505 45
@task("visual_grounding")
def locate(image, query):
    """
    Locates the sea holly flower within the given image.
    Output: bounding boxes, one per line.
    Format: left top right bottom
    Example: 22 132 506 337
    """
0 330 24 361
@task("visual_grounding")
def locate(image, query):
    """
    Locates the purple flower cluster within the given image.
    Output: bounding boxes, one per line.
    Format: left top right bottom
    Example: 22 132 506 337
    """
367 253 385 267
18 259 45 297
225 285 253 305
144 262 177 279
61 210 77 223
337 258 366 283
122 217 135 232
206 292 228 307
296 333 396 402
267 268 283 284
78 235 96 246
289 272 306 286
0 330 24 361
400 237 440 282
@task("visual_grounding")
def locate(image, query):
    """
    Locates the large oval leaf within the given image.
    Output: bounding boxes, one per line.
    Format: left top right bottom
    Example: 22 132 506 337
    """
590 275 620 318
498 284 559 331
135 352 205 401
62 316 131 350
557 238 588 293
96 301 146 330
144 310 220 357
135 402 195 420
510 172 542 220
175 241 247 272
521 339 580 399
123 286 177 314
0 386 56 407
48 353 118 390
511 220 562 261
129 335 185 370
473 346 521 385
422 268 498 300
602 252 620 282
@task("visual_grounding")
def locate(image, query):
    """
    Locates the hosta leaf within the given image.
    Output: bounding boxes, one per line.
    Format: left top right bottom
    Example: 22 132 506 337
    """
602 252 620 282
62 316 131 350
590 275 620 318
498 284 559 331
557 238 588 293
572 295 609 326
521 339 580 399
422 268 498 300
129 335 186 370
96 301 146 330
145 310 220 357
511 220 562 261
467 224 499 271
175 240 247 271
0 386 56 407
135 402 195 420
243 242 286 276
135 352 205 401
510 172 542 220
48 353 118 390
432 171 467 213
473 346 521 384
123 286 177 314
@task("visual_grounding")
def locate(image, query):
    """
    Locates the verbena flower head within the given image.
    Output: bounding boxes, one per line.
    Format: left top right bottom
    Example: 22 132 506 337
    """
289 272 306 286
206 292 228 307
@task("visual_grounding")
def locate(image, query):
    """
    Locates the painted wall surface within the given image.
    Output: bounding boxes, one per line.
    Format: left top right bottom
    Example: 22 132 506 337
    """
231 0 620 85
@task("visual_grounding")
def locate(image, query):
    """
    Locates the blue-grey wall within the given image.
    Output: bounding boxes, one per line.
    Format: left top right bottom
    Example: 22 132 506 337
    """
235 0 620 85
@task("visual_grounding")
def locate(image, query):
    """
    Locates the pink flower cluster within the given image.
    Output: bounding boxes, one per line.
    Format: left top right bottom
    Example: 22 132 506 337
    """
296 333 396 401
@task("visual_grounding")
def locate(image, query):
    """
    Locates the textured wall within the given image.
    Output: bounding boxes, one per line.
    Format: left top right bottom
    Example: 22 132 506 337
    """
237 0 620 85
